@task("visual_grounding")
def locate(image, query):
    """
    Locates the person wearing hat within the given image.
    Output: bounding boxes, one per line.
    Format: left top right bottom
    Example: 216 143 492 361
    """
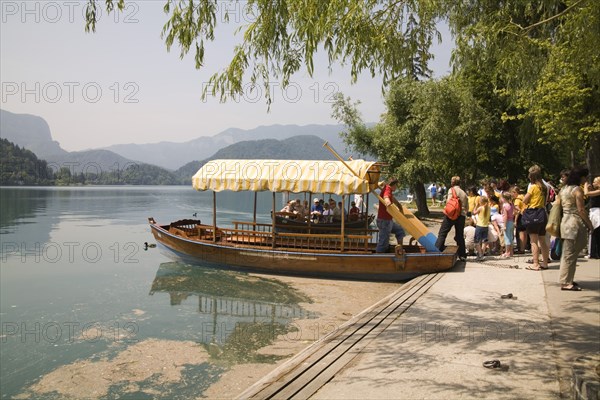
310 198 324 221
376 178 406 253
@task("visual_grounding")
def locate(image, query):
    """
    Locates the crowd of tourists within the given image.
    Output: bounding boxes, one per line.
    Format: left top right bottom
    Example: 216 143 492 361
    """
433 165 599 292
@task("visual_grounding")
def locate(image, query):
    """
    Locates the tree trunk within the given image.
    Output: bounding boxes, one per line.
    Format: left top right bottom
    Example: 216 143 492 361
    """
413 182 430 216
587 133 600 179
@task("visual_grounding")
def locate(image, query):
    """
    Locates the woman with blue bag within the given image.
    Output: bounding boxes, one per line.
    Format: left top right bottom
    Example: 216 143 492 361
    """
555 167 594 291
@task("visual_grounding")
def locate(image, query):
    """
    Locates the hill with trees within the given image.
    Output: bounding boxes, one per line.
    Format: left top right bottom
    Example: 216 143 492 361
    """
175 135 341 183
0 138 53 185
0 138 181 186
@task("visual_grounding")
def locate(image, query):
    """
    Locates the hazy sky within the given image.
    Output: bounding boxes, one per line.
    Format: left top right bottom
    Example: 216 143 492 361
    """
1 1 452 151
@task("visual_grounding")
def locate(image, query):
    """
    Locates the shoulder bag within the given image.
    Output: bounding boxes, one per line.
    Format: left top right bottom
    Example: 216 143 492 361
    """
545 202 562 237
522 207 547 227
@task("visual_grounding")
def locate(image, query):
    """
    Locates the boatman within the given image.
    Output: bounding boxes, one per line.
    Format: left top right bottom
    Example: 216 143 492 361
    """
376 178 406 253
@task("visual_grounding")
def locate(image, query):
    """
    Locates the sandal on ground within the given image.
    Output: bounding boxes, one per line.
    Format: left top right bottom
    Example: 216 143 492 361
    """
525 265 542 271
561 285 582 291
539 265 549 270
483 360 502 369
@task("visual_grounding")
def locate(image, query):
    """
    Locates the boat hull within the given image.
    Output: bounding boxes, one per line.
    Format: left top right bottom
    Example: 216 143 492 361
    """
149 220 457 281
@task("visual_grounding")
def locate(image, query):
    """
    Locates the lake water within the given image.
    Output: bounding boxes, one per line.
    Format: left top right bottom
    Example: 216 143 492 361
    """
1 186 346 399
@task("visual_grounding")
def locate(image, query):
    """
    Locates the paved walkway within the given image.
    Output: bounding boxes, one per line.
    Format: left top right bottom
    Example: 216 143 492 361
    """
239 255 599 399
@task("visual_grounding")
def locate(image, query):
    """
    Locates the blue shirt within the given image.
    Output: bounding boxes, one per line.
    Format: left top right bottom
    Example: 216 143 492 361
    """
311 204 323 213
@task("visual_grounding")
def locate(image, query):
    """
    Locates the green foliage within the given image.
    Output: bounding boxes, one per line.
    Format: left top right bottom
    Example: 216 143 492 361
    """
85 0 125 32
118 163 181 185
510 53 599 156
0 139 53 185
448 0 599 161
87 0 443 105
86 0 599 175
61 163 182 185
333 77 500 187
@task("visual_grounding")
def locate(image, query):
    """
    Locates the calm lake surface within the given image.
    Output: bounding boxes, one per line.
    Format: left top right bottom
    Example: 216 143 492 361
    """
0 186 342 399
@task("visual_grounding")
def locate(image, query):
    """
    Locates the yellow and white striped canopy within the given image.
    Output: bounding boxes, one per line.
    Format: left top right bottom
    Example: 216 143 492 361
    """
192 159 379 195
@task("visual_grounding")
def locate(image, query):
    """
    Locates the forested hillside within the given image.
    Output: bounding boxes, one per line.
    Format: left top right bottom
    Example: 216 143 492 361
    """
175 135 340 182
0 138 53 185
0 138 181 186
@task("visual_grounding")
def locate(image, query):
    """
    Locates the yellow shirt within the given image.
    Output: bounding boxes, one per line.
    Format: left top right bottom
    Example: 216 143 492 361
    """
527 184 546 209
468 195 479 213
514 195 525 213
476 205 490 227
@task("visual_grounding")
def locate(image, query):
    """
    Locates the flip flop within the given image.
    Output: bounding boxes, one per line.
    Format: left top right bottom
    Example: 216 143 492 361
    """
525 265 542 271
483 360 502 369
500 293 513 299
540 265 549 270
561 285 582 291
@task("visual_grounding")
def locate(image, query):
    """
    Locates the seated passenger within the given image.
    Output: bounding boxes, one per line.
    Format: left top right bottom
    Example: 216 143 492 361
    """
321 203 333 223
302 200 311 219
311 198 323 221
349 201 360 221
280 200 296 214
328 199 341 221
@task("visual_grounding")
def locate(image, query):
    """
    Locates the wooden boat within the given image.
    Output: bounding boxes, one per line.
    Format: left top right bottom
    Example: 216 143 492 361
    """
149 154 457 281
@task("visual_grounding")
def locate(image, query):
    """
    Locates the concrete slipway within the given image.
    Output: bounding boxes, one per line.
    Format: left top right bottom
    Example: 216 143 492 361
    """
238 256 600 399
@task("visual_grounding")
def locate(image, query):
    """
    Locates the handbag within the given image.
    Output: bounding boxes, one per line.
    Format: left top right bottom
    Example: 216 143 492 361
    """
545 202 562 237
522 208 546 227
550 238 562 260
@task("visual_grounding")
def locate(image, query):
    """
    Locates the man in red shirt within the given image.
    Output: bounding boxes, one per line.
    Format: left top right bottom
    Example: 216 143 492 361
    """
376 178 406 253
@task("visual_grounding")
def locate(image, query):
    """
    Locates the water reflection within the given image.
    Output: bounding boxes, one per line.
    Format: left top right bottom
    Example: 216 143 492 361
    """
0 188 50 234
149 262 314 364
0 187 325 399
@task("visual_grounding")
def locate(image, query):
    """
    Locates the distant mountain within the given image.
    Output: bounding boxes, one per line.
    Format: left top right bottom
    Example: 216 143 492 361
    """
44 149 138 176
0 109 145 176
0 137 181 186
0 109 368 185
212 135 338 159
105 124 356 170
175 135 343 182
0 109 67 159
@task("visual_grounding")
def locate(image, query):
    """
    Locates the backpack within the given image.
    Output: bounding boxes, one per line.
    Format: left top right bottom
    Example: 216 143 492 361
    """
443 187 461 220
